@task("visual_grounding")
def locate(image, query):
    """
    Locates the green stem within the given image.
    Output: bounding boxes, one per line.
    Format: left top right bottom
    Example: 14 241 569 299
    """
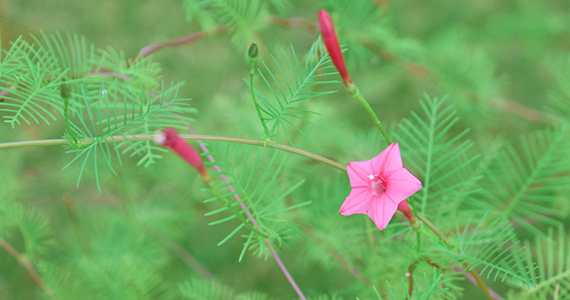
0 135 346 171
346 82 493 300
416 211 493 300
61 81 78 144
0 135 495 299
249 54 270 139
348 87 392 145
207 184 268 239
0 237 59 300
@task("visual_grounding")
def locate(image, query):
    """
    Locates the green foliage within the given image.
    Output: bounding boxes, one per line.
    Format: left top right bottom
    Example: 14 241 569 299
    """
0 200 52 258
62 81 194 191
393 95 480 216
181 0 292 48
428 215 537 288
355 268 449 300
472 125 570 235
180 277 277 300
0 31 162 128
200 141 308 258
3 0 570 300
516 225 570 300
248 36 338 145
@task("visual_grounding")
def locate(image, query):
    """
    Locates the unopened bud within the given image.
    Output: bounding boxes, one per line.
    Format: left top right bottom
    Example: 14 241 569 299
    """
397 200 421 230
318 10 352 85
154 128 210 182
61 81 70 99
248 42 258 60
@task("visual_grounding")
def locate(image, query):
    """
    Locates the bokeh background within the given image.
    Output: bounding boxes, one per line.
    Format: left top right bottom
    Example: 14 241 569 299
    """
2 0 570 299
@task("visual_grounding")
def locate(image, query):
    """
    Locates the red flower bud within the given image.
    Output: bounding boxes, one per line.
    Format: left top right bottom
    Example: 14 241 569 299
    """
397 200 420 230
154 128 210 181
318 10 352 86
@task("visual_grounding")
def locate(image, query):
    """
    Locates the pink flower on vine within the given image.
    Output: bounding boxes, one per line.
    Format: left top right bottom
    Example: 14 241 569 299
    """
340 143 422 230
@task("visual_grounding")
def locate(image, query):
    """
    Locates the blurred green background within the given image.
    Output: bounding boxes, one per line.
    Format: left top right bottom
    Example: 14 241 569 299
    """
2 0 570 299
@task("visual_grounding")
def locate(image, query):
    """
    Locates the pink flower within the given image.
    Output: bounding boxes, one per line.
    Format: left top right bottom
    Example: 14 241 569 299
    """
154 128 210 181
318 9 352 86
340 143 422 230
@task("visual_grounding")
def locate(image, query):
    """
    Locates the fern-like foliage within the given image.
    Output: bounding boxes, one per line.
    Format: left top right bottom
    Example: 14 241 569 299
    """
200 141 308 258
515 225 570 300
546 54 570 121
356 268 449 300
471 125 570 235
63 81 194 191
0 199 52 258
248 37 338 146
0 31 161 128
40 216 175 300
427 215 537 288
182 0 287 47
179 277 277 300
392 95 480 216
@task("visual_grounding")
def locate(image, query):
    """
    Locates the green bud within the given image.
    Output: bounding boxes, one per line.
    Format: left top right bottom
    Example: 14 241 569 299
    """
248 42 258 60
60 81 70 99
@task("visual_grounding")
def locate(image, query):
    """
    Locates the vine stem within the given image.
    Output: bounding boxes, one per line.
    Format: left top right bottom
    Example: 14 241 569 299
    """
0 237 59 300
0 135 346 171
183 128 307 300
348 88 392 145
247 43 270 138
1 134 499 299
346 84 495 300
207 185 268 239
416 212 495 300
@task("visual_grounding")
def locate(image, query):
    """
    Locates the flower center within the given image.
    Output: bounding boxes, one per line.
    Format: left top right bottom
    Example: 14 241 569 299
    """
369 174 387 195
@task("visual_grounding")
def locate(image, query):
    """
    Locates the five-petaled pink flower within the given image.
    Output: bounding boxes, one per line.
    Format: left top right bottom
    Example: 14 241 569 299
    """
340 143 422 230
318 9 352 86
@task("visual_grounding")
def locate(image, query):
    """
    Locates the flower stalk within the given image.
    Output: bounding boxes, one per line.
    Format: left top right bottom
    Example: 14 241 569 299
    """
247 42 271 139
318 9 391 145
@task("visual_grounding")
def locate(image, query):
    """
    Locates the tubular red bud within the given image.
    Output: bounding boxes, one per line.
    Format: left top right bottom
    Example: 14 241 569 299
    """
154 128 210 181
318 9 352 85
397 200 420 230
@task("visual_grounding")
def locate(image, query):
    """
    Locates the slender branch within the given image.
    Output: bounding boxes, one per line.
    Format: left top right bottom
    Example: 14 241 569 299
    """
184 128 308 300
0 237 59 300
349 88 392 145
268 16 318 32
207 186 269 239
407 262 416 298
416 212 495 300
0 135 346 171
0 134 497 299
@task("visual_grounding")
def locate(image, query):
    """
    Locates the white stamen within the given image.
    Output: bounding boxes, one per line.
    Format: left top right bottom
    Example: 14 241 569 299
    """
369 174 374 180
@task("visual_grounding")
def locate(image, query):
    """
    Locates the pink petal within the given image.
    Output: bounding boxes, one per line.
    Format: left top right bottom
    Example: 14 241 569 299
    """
371 143 403 177
385 168 422 202
339 187 374 215
347 161 372 188
367 194 399 230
